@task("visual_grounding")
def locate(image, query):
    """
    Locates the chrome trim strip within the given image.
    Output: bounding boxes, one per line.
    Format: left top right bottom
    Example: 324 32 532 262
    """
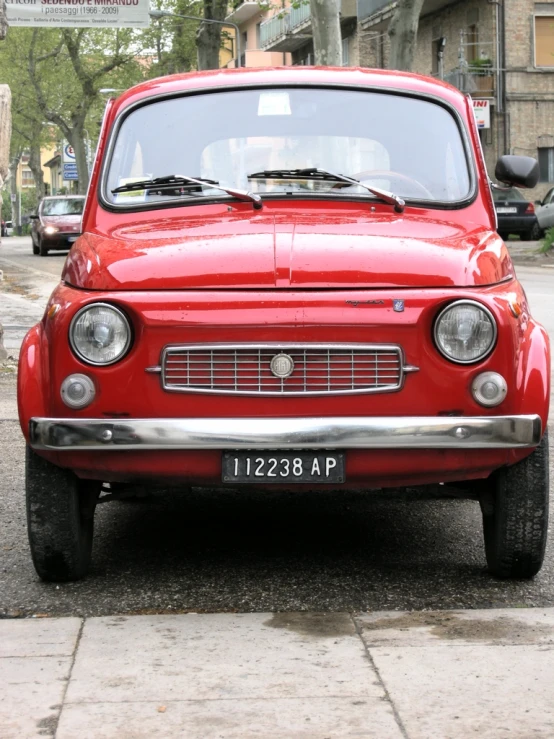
29 415 542 451
159 342 414 396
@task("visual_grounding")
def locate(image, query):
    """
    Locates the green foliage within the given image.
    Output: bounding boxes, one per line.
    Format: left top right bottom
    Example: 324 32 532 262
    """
538 226 554 253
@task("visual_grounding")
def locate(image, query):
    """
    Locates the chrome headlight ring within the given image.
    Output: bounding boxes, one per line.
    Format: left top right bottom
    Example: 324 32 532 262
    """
434 299 497 364
69 302 132 366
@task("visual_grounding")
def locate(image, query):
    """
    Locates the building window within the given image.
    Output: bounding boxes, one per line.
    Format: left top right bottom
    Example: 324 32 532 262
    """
535 15 554 67
21 169 34 187
538 147 554 181
342 37 350 66
256 22 261 49
466 9 480 63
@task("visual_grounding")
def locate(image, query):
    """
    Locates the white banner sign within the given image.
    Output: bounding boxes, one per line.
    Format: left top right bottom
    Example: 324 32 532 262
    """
6 0 151 28
473 99 491 129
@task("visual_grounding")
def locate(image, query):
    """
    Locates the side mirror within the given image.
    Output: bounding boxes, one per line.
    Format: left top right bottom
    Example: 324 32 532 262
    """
29 214 39 220
535 200 542 206
495 155 539 189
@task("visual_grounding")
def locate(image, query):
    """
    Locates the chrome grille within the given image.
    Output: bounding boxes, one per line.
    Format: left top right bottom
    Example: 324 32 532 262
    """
161 344 407 396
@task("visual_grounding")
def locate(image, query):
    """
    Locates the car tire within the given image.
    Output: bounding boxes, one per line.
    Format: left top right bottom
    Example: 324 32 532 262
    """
38 238 48 257
498 232 509 241
522 223 542 241
26 446 100 582
32 238 39 255
479 431 549 579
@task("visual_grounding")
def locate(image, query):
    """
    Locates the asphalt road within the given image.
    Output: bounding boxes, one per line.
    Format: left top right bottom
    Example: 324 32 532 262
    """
1 237 553 617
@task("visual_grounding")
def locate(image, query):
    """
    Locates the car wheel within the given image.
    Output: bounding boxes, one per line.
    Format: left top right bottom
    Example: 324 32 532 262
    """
32 238 39 255
38 238 48 257
498 232 509 241
479 431 549 579
26 446 100 582
522 223 542 241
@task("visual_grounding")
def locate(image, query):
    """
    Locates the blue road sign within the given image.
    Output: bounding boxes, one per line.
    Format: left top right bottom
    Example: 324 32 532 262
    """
63 163 78 181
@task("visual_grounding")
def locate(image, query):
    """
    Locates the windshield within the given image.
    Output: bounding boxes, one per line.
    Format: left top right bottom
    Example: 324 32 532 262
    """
105 88 472 207
42 198 84 216
492 187 525 202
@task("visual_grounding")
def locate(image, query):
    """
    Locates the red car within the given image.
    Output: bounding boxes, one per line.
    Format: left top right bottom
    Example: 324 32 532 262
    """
30 195 84 256
19 68 550 582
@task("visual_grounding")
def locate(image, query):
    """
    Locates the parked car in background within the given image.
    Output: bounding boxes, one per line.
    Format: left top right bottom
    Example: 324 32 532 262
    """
30 195 85 256
492 186 541 240
18 68 550 584
536 187 554 235
1 219 13 237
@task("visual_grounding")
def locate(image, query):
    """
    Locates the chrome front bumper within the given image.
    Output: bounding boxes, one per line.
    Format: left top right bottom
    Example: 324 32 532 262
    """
29 415 542 451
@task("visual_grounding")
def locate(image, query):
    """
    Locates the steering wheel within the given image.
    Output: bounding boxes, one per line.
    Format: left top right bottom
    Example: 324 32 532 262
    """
346 170 434 200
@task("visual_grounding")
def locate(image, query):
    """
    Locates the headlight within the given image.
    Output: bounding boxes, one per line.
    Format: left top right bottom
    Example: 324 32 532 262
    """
434 300 496 364
70 303 132 365
44 226 58 235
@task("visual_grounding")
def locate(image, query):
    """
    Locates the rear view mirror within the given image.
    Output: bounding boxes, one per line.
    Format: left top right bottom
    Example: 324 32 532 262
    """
495 155 539 189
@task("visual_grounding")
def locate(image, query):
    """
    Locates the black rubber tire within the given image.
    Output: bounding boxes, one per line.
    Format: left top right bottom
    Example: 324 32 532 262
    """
480 431 549 579
32 239 39 255
521 223 541 241
26 447 100 582
38 238 48 257
498 232 509 241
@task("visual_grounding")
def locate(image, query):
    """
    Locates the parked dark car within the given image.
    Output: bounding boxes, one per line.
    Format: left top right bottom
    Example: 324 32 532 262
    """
493 187 541 241
30 195 85 256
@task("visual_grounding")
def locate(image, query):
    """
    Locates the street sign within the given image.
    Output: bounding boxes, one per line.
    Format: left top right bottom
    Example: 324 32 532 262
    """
63 163 79 181
63 142 75 164
5 0 151 28
473 99 491 129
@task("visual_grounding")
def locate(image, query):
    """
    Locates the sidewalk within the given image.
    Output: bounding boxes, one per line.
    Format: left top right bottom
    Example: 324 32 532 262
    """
507 239 554 267
2 608 554 738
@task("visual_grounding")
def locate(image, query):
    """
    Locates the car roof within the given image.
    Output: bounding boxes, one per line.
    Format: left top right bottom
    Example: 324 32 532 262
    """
111 67 470 119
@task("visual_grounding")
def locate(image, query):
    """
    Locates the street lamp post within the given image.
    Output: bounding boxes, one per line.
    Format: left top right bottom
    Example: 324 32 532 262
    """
149 9 242 69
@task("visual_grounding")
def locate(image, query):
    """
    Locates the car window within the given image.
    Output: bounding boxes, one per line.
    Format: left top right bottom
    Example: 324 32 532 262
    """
41 198 84 216
106 88 472 207
492 187 526 202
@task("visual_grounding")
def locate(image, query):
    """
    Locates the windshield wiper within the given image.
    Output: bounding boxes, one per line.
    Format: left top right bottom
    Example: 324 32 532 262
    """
248 168 405 213
112 175 263 210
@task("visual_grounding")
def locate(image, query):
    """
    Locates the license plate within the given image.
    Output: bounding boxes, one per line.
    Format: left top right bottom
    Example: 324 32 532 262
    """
496 207 517 214
222 451 345 483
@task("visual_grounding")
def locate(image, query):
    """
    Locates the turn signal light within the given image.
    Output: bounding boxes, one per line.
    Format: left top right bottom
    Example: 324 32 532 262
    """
61 374 96 409
471 372 507 407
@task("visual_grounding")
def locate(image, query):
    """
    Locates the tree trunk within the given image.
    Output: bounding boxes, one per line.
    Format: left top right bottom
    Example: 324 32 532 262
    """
0 0 8 41
197 0 228 71
0 85 10 184
387 0 425 72
0 85 10 360
9 155 20 230
28 142 45 208
310 0 342 66
68 129 89 195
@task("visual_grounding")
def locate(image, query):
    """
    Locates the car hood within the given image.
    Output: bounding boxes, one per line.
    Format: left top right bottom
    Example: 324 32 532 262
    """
42 215 82 230
63 209 512 290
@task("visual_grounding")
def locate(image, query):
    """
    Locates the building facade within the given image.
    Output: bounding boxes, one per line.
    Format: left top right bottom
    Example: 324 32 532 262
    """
355 0 554 199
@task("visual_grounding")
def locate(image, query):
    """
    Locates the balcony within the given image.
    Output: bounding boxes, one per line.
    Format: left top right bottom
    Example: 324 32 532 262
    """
444 65 496 98
260 0 356 51
225 1 262 24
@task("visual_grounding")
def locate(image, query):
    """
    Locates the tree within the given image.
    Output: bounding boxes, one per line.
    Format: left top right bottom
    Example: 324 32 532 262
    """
0 27 147 194
387 0 425 71
196 0 229 70
310 0 342 66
